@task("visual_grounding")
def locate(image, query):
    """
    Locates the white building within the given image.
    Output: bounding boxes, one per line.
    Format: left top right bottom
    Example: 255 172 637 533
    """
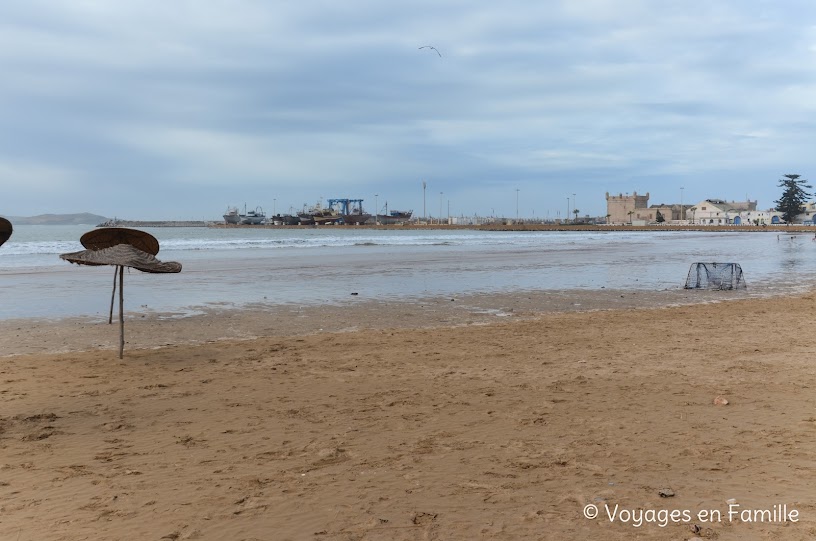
792 202 816 224
685 199 816 225
687 199 758 225
741 202 816 225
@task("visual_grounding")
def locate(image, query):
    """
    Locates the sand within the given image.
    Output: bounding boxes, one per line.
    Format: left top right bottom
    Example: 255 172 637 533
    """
2 291 816 540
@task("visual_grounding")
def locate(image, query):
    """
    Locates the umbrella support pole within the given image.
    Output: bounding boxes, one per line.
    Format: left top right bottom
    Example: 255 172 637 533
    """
109 266 117 324
119 265 124 359
58 236 181 360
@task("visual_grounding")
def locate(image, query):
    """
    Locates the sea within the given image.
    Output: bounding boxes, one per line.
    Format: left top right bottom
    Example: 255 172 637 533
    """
1 225 815 320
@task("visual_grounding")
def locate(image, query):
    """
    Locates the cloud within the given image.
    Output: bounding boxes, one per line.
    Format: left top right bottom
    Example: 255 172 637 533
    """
114 125 407 187
1 0 816 217
0 158 77 190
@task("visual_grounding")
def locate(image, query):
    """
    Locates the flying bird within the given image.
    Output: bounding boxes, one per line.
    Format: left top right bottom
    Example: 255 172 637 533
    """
419 45 442 57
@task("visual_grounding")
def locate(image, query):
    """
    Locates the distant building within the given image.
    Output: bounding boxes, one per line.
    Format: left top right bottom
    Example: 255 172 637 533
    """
605 192 684 224
605 192 649 224
688 199 758 225
648 203 684 222
761 202 816 225
798 203 816 224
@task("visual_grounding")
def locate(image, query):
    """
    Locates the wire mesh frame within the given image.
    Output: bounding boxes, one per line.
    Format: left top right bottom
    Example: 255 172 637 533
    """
684 262 747 290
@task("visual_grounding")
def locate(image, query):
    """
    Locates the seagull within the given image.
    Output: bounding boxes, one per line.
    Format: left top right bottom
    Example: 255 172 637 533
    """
419 45 442 57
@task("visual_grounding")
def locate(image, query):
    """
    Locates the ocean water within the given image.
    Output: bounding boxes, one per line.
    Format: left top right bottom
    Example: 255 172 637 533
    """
1 225 815 320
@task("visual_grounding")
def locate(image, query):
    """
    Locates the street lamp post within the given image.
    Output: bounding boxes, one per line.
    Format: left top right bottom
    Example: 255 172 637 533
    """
515 189 520 221
422 181 426 221
567 197 570 224
439 192 443 225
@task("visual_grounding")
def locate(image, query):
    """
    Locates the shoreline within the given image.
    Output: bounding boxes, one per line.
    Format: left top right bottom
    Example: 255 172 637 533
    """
2 289 816 539
0 286 758 357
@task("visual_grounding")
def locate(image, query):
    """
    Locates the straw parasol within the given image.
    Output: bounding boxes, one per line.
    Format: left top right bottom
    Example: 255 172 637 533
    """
80 228 161 324
60 231 181 359
0 217 12 247
81 227 160 255
61 244 181 272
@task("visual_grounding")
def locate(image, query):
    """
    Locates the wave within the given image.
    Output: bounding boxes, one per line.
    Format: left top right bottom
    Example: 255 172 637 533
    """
0 241 83 256
0 229 679 258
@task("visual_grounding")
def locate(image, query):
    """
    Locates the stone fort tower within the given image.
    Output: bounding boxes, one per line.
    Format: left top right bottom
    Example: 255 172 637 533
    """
606 192 650 224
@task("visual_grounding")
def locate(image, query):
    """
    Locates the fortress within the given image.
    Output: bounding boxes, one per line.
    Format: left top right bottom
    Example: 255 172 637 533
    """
606 192 650 224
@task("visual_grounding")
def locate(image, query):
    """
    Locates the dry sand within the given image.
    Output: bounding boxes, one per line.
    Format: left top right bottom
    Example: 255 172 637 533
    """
2 291 816 540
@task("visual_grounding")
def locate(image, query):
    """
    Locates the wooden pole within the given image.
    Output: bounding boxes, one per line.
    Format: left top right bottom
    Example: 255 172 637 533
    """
119 265 124 359
109 266 117 324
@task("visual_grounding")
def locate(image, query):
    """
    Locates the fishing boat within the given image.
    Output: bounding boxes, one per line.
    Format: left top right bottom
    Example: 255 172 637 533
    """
270 214 300 226
297 212 315 226
374 206 413 225
327 198 371 225
343 211 371 225
223 206 241 225
240 206 266 225
299 201 343 225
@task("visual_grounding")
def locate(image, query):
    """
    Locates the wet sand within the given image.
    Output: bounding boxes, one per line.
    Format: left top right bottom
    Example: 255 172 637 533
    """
2 290 816 540
1 288 746 357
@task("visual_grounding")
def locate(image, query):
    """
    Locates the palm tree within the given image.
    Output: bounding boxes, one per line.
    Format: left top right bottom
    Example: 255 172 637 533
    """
627 210 635 224
605 213 611 224
572 208 580 223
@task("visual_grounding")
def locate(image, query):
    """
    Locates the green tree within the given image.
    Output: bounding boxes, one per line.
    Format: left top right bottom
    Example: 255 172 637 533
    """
655 209 665 223
775 174 812 224
572 208 579 223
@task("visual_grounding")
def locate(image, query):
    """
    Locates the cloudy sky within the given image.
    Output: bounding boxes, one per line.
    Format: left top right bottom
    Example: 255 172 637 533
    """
2 0 815 220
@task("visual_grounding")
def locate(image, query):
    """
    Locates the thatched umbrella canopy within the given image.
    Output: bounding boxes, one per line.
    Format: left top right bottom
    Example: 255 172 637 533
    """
0 217 12 247
60 240 181 359
61 244 181 273
81 227 160 255
81 228 162 323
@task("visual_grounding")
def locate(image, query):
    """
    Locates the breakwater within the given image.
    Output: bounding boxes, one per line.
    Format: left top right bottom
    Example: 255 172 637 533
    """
99 220 208 228
208 222 812 233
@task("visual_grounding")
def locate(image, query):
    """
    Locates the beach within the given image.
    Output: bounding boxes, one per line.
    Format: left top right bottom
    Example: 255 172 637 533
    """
2 289 816 541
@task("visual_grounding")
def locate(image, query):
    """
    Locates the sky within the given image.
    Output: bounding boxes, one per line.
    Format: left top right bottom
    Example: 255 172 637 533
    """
1 0 816 220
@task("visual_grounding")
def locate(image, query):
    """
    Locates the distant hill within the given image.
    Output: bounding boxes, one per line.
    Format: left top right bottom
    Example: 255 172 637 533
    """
5 213 109 225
